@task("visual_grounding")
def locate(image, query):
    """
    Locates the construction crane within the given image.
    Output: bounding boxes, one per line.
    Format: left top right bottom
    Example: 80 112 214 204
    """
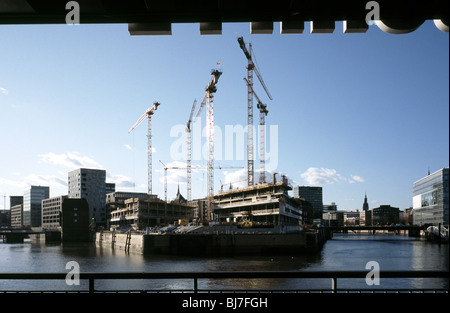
128 101 160 195
185 99 197 201
237 36 272 188
244 78 269 184
159 161 241 203
190 69 222 221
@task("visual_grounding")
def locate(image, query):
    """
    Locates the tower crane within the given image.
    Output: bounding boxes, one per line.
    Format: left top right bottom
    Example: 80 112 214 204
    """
244 78 269 184
237 36 272 188
185 99 197 201
191 69 222 221
128 101 160 196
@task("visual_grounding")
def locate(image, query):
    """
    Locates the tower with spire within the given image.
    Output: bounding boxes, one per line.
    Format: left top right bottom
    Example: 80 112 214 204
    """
363 193 369 211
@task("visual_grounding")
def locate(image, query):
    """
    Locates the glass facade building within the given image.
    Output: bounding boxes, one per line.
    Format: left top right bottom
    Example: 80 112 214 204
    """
293 186 323 223
23 186 50 227
412 168 449 227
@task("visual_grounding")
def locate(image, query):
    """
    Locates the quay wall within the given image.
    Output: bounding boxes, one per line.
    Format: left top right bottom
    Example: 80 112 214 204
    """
95 231 327 256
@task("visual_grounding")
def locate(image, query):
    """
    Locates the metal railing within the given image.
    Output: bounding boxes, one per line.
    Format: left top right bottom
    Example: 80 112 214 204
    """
0 271 448 294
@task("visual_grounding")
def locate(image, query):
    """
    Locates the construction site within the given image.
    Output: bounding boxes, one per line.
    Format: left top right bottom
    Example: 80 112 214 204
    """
102 36 325 255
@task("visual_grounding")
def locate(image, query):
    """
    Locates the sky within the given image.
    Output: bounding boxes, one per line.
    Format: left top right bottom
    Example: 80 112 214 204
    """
0 20 448 212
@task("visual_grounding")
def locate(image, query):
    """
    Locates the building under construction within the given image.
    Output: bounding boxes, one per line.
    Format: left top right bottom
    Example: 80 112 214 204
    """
109 190 195 230
212 175 305 228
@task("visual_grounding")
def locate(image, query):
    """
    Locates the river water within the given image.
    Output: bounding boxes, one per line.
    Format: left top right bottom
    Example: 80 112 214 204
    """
0 234 448 292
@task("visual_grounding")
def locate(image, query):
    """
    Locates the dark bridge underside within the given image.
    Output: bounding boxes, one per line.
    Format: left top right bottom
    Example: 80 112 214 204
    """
1 0 448 27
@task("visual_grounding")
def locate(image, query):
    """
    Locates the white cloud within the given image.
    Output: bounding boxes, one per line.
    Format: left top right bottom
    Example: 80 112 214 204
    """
124 144 133 150
0 177 27 188
350 175 365 183
301 167 347 185
300 168 365 185
0 87 8 95
23 174 67 187
107 173 135 189
39 152 103 169
223 168 247 188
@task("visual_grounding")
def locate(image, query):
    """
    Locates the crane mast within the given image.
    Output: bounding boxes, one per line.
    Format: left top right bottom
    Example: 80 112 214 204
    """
185 99 197 201
237 37 272 188
191 69 222 221
244 78 269 184
128 101 160 196
206 69 222 222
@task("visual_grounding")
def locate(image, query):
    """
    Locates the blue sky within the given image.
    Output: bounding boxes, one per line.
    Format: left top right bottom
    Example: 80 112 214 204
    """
0 20 448 211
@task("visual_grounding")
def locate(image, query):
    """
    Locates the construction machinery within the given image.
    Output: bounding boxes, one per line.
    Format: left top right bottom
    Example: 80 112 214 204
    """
237 36 272 188
128 101 160 195
244 78 269 184
185 99 197 202
192 69 222 221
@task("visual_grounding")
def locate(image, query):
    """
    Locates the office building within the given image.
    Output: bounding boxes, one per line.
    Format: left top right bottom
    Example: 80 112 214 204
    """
23 186 49 227
412 168 449 227
10 204 23 228
42 195 68 230
10 196 23 208
293 186 323 224
4 196 23 227
372 205 400 225
68 168 106 228
106 183 116 194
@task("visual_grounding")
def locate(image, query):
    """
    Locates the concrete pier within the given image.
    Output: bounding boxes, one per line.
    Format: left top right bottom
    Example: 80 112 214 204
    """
96 230 327 256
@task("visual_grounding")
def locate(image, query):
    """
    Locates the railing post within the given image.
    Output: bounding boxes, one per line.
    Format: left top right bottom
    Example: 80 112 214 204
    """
194 277 198 293
331 277 337 293
89 277 95 293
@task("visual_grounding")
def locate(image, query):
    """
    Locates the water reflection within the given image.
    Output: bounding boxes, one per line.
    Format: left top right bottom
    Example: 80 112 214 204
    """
0 234 448 291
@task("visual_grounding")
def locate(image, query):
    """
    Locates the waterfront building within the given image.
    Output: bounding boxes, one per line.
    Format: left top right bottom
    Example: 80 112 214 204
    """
293 186 323 224
371 205 400 225
344 210 361 225
42 195 68 230
61 198 90 242
0 210 10 227
214 177 303 227
68 168 106 228
106 191 149 228
322 210 344 227
412 168 449 227
40 195 89 241
106 183 116 195
10 204 23 228
10 196 23 208
109 193 194 229
23 185 49 227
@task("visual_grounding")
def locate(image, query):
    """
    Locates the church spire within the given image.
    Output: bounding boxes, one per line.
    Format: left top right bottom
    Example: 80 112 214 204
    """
363 193 369 211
